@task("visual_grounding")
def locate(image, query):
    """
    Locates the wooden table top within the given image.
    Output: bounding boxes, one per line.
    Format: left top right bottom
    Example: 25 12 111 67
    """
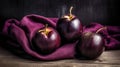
0 48 120 67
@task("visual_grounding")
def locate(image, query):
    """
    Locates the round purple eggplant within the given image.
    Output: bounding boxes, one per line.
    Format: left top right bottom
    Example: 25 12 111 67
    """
32 25 61 55
56 7 83 43
76 27 106 59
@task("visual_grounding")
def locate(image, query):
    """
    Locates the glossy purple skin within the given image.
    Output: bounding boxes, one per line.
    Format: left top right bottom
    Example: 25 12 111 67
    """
56 16 83 43
32 27 61 55
76 32 105 59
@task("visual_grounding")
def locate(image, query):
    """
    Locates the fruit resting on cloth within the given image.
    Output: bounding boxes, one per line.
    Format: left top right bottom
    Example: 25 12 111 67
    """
32 24 61 55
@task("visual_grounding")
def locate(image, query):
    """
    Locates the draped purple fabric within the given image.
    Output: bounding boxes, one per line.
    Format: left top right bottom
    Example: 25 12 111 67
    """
1 14 120 60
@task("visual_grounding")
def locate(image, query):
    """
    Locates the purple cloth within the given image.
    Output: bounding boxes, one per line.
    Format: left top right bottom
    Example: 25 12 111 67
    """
1 14 120 60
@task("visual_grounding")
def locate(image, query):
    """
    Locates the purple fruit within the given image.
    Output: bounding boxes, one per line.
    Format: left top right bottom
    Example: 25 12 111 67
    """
56 7 83 43
32 24 61 55
76 27 107 59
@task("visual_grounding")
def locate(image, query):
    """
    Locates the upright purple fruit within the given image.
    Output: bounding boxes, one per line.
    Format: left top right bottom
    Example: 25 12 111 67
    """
32 24 61 55
56 6 83 43
76 27 106 59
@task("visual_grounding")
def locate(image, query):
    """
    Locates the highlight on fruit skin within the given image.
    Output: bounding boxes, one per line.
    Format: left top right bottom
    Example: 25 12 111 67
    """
56 6 83 43
32 24 61 55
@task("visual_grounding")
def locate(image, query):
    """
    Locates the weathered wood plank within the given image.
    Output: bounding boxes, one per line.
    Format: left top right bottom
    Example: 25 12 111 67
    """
0 48 120 67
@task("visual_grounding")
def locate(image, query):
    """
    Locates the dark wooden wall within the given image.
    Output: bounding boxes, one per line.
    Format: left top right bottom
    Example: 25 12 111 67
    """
0 0 120 31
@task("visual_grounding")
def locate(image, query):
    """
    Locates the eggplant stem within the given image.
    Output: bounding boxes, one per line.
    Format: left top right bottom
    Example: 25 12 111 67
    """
45 24 48 32
38 24 48 32
70 6 73 17
96 26 107 33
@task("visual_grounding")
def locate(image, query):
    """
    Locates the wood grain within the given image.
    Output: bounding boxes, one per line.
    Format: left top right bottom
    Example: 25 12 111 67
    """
0 48 120 67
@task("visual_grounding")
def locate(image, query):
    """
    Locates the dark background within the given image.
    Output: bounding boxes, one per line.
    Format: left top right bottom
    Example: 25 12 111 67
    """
0 0 120 31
